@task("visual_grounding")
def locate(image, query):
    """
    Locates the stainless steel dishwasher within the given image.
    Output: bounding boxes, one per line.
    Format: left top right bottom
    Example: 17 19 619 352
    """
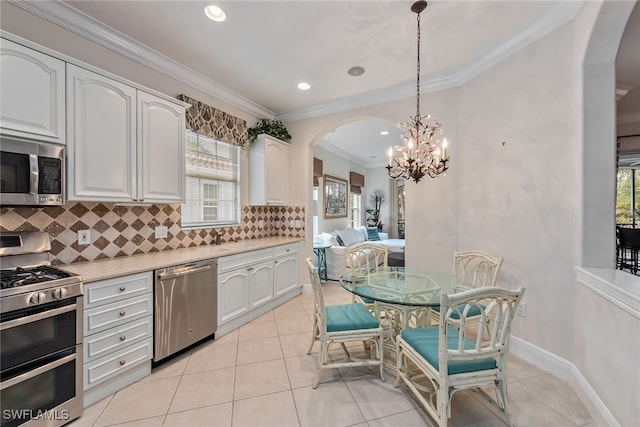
154 259 217 362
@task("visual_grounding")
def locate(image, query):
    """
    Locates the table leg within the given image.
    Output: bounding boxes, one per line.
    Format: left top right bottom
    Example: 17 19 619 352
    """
374 302 431 373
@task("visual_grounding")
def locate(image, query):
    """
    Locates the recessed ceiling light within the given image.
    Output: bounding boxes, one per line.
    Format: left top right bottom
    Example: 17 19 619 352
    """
380 131 389 136
348 66 365 77
297 82 311 90
204 5 226 22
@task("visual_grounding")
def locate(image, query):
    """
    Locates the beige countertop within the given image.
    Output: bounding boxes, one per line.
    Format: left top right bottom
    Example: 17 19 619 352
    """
62 236 303 283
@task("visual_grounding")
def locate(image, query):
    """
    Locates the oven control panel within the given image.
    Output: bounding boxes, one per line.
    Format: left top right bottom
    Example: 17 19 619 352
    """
1 282 83 314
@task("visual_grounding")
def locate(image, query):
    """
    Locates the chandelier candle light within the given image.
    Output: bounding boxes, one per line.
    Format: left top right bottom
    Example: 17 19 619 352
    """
387 0 450 183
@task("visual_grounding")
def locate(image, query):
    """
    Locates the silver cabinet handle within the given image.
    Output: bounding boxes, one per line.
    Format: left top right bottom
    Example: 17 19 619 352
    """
119 360 126 366
119 311 126 316
120 336 126 341
119 287 126 292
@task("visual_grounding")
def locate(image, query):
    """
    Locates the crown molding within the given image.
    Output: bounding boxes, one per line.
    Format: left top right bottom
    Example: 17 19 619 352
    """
277 1 583 122
10 0 275 119
11 0 582 123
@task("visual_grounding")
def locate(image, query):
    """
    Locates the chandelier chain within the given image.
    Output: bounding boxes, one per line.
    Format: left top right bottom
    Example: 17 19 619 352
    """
416 12 421 119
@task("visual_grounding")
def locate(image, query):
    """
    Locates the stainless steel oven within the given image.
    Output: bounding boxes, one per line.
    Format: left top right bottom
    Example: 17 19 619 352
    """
0 232 82 427
0 138 64 206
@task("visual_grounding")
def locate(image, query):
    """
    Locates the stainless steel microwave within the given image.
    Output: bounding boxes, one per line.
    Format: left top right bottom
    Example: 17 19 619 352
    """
0 137 65 206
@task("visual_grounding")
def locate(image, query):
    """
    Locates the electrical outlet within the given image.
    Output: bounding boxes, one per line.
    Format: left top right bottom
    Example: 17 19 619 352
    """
516 302 526 317
77 230 91 245
258 220 264 229
155 226 168 239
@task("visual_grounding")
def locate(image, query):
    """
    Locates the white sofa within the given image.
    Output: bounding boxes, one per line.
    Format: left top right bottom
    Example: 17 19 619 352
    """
315 226 405 281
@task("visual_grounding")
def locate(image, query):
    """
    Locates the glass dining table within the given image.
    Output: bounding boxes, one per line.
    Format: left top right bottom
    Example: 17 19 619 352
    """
339 267 472 308
339 268 473 370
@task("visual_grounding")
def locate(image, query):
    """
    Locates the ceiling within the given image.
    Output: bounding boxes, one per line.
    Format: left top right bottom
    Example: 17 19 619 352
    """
10 1 639 168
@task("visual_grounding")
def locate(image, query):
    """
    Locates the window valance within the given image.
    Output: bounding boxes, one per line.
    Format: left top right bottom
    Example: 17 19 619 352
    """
350 171 365 194
313 157 323 187
177 94 249 149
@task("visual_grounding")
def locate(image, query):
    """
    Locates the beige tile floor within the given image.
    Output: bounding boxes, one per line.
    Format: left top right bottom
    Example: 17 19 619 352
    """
71 283 595 427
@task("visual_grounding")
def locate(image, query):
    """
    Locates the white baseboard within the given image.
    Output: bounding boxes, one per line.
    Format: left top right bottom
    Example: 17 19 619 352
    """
510 335 573 381
510 335 619 427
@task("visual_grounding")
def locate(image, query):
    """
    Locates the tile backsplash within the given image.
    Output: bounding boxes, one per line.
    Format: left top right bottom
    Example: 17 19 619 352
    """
0 203 305 265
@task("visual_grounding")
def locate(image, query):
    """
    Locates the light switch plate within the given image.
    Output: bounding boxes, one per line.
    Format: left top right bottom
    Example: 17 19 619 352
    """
77 230 91 245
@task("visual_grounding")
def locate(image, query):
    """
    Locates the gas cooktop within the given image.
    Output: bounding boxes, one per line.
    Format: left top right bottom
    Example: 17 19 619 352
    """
1 265 75 289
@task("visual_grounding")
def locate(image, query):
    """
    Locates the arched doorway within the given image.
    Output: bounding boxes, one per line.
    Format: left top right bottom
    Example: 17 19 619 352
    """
582 1 637 268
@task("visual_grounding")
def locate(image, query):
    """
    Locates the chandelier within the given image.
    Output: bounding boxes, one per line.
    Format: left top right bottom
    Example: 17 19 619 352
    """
387 1 449 183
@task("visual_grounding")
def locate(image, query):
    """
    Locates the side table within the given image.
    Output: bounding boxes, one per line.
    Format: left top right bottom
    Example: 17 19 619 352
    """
313 242 331 282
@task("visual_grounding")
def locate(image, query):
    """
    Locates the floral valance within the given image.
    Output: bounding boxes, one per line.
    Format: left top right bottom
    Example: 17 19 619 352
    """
177 94 249 149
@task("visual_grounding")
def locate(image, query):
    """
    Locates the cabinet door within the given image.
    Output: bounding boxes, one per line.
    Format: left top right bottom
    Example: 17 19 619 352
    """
274 255 298 297
265 138 289 205
66 64 136 201
137 91 185 203
218 268 250 325
249 261 274 309
0 39 65 144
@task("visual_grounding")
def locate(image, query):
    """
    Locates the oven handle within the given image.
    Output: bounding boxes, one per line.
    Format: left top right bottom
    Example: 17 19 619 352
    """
0 303 77 331
0 352 76 390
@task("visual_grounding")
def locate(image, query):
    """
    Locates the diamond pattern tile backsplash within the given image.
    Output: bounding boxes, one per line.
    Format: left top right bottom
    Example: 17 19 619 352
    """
0 203 305 265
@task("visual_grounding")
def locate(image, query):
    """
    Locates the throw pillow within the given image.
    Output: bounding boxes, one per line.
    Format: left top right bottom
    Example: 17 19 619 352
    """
355 226 368 241
335 233 345 246
336 228 365 247
366 227 381 241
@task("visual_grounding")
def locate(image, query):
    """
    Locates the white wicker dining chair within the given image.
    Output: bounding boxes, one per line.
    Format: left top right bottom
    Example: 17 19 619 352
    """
305 258 385 388
431 250 504 327
395 286 525 427
346 243 389 308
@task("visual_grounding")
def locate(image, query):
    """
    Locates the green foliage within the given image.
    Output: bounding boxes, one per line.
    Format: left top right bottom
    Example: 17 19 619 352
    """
248 119 291 143
615 169 640 225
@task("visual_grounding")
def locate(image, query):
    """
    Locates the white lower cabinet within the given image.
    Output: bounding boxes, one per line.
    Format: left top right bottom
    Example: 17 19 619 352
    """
83 272 153 407
217 243 301 336
274 243 299 297
218 249 273 325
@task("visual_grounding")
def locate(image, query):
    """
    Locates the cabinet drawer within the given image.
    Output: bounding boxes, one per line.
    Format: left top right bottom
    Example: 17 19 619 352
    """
274 243 298 258
84 272 152 309
84 294 152 336
84 338 152 389
84 316 152 362
218 248 273 273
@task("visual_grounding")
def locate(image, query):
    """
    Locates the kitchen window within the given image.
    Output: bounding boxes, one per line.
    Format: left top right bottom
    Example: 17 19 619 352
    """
182 130 240 228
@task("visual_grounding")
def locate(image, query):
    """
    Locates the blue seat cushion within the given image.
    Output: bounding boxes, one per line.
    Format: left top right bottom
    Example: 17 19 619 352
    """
432 303 483 319
354 285 375 304
326 303 380 332
401 326 497 375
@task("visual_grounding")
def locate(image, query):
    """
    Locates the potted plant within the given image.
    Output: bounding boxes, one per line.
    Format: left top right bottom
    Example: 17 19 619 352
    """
248 118 292 143
366 190 385 230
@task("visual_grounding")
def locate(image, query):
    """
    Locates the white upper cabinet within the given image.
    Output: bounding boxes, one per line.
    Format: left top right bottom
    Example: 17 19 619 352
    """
137 91 185 203
249 134 290 205
67 64 137 201
67 65 186 203
0 39 65 144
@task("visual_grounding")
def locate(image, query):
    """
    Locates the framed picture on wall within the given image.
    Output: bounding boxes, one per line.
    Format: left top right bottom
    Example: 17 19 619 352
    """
323 174 348 218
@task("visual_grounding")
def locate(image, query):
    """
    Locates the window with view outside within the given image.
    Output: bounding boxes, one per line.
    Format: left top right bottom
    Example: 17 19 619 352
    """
182 130 240 228
350 193 362 228
616 168 640 227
